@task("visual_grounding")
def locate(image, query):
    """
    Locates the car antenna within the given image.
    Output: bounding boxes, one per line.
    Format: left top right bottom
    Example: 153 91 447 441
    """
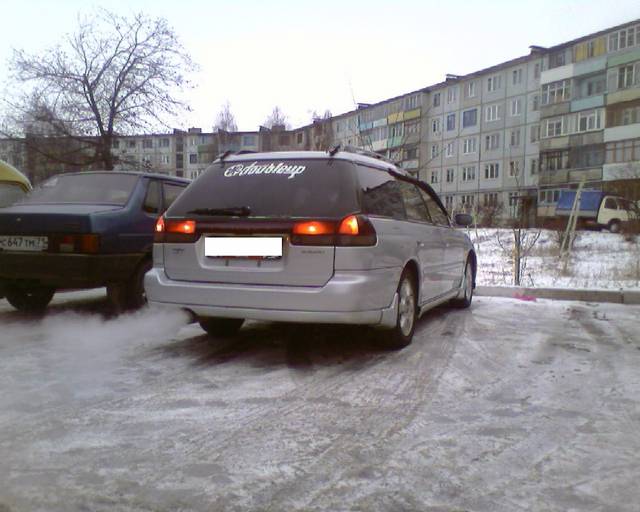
327 144 341 156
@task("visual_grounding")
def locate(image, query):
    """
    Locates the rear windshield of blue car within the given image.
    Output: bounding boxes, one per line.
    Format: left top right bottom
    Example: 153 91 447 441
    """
21 173 138 206
168 159 360 218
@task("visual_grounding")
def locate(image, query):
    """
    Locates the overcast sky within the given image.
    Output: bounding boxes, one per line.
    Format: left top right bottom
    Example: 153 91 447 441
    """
2 1 639 132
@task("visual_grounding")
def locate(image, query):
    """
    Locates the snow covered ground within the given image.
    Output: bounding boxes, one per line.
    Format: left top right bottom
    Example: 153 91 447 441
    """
468 228 640 290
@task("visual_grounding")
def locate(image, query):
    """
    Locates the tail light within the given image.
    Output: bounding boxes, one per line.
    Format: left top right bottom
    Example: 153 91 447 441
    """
154 216 198 243
53 234 100 254
291 214 376 247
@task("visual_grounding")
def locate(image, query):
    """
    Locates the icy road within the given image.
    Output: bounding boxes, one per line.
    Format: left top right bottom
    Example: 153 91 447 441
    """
0 291 639 512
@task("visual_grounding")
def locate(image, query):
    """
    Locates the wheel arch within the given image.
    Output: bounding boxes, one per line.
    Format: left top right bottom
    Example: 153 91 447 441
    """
467 250 477 288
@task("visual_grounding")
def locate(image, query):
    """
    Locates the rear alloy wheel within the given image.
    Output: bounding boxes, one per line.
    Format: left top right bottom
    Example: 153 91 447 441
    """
5 287 55 313
382 269 417 350
198 317 244 338
452 259 474 308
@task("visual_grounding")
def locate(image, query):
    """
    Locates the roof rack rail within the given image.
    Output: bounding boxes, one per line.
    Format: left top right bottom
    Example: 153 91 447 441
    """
329 144 397 166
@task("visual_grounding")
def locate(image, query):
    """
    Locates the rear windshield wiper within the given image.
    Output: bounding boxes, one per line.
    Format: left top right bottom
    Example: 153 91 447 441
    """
186 206 251 217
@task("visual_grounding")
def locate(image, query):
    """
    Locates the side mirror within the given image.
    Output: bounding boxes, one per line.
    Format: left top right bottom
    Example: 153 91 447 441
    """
454 213 473 227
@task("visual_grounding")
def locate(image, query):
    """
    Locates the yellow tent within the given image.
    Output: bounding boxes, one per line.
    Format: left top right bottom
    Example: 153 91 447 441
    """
0 159 31 191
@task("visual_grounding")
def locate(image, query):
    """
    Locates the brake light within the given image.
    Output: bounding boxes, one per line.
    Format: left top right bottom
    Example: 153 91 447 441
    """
155 218 198 243
338 215 359 235
155 216 165 233
292 221 334 235
53 234 100 254
290 215 376 247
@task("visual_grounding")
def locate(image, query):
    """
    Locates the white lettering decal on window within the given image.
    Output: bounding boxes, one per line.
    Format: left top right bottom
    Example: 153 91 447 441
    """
224 162 306 180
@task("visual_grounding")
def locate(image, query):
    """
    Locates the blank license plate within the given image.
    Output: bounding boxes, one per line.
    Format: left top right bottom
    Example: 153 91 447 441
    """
205 237 282 258
0 236 48 252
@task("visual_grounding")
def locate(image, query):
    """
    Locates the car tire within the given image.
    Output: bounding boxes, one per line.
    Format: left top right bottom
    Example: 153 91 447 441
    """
381 269 417 350
609 220 621 234
5 287 55 313
452 259 474 309
198 317 244 338
108 259 152 311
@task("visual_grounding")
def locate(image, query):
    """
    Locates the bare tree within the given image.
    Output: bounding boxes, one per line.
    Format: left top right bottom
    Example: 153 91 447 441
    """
3 8 196 171
213 101 238 132
263 106 289 129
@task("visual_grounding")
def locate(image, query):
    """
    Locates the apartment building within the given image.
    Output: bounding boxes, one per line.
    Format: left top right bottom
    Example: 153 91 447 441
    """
538 20 640 221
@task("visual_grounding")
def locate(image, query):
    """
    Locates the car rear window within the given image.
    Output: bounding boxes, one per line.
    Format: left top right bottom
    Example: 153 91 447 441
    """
168 159 359 218
22 173 138 205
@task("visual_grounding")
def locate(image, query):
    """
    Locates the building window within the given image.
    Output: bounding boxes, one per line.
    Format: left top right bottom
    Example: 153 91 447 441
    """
585 76 606 96
484 163 500 179
486 104 501 122
509 160 521 177
433 92 441 107
445 142 455 158
445 195 454 211
530 124 540 143
404 147 419 160
467 81 476 98
618 64 638 89
404 94 419 110
462 109 477 128
242 135 256 146
487 75 502 92
405 120 420 134
542 80 571 105
461 194 475 207
512 68 523 85
446 113 456 131
509 192 520 218
510 98 522 116
530 159 538 175
578 109 603 132
430 170 439 184
160 138 170 148
462 166 476 181
534 62 541 79
510 129 521 147
548 51 566 69
485 133 500 151
189 154 198 164
432 118 441 134
143 139 153 149
462 137 477 154
112 140 120 149
160 155 170 165
542 150 568 171
296 132 303 144
447 87 457 103
609 26 640 52
431 144 439 159
532 94 540 111
484 192 498 206
127 140 137 149
446 168 455 183
545 118 564 138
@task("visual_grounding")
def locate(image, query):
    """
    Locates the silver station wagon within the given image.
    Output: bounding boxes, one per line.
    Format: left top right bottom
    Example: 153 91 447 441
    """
145 148 477 348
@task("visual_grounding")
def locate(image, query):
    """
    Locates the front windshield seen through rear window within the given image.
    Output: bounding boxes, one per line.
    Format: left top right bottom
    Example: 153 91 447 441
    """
0 183 27 207
22 173 138 205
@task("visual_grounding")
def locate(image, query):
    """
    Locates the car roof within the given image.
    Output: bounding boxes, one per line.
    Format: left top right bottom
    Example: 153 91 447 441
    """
221 151 408 175
48 170 191 185
0 159 32 191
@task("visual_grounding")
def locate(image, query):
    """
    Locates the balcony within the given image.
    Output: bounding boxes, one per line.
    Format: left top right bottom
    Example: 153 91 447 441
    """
387 112 404 124
571 95 604 112
607 87 640 106
604 124 640 142
539 166 602 185
540 64 574 85
603 161 640 181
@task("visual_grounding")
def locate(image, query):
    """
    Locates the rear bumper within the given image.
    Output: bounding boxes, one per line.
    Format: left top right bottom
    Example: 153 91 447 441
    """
144 267 401 327
0 251 145 289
